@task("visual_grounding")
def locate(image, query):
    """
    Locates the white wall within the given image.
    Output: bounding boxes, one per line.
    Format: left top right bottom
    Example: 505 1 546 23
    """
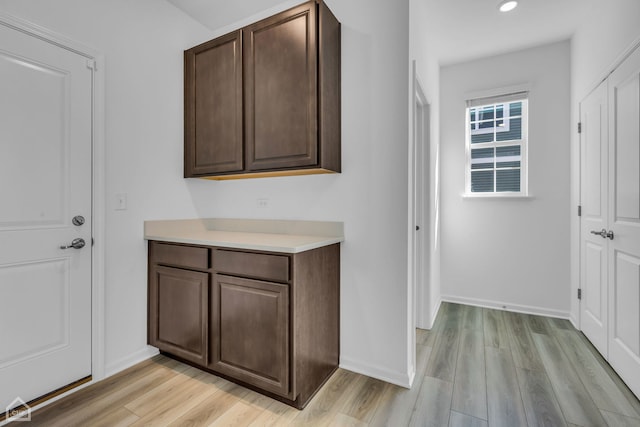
187 0 413 386
0 0 416 386
440 41 571 317
569 0 640 325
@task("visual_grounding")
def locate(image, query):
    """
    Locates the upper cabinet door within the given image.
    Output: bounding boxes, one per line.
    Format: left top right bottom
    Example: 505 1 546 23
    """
184 30 243 176
244 2 318 171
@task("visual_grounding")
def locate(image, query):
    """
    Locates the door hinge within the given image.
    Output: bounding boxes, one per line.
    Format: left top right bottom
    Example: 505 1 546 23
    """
578 288 582 300
578 122 582 134
578 205 582 217
86 59 96 71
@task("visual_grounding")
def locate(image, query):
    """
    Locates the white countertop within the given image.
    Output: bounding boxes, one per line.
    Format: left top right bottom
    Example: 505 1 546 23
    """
144 218 344 254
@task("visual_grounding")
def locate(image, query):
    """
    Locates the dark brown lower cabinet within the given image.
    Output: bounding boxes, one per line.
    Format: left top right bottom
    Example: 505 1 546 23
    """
210 274 290 397
147 240 339 409
148 265 208 366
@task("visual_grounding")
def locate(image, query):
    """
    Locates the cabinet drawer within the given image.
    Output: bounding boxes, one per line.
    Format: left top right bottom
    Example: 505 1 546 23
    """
151 242 209 269
213 249 289 282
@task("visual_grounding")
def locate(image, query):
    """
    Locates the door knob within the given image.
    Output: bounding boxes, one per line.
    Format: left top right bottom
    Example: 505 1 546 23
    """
590 229 614 240
60 238 86 250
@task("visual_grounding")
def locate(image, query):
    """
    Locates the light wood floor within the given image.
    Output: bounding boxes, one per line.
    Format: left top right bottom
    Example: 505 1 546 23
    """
14 303 640 426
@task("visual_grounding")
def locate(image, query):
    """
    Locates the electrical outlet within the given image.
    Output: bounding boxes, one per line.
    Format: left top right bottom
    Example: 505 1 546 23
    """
257 198 269 208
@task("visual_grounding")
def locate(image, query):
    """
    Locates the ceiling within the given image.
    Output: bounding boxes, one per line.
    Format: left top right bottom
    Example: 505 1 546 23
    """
167 0 285 34
425 0 598 65
168 0 598 66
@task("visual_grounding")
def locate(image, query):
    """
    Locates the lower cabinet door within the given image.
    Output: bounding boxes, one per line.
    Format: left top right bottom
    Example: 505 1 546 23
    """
148 265 208 366
210 274 290 397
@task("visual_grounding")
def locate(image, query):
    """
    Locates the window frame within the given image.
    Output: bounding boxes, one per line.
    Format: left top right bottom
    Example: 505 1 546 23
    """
464 96 529 197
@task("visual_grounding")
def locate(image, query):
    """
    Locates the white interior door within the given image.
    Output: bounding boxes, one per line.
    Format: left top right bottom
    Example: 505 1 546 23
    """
579 81 609 357
0 22 92 410
607 45 640 398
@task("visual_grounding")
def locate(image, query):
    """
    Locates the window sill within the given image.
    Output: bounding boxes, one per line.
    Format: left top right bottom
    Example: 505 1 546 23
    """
462 193 534 200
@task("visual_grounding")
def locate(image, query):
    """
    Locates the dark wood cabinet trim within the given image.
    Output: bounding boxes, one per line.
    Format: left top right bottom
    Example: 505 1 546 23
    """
318 0 341 172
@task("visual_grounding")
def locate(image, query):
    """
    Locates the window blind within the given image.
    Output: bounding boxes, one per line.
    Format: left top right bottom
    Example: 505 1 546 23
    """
466 91 528 108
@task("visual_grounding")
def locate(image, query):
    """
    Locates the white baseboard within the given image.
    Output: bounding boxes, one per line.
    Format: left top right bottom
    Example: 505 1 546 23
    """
429 298 442 329
104 346 159 378
441 294 571 320
340 356 412 389
569 313 580 329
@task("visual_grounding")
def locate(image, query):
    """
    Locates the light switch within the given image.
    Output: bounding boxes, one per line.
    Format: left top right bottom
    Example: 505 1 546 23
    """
115 193 127 210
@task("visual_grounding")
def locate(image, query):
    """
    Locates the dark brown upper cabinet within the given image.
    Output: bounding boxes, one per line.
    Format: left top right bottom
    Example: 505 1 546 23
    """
184 0 341 180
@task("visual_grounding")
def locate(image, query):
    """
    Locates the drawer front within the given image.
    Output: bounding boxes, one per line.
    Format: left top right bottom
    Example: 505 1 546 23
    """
213 249 289 282
151 242 209 270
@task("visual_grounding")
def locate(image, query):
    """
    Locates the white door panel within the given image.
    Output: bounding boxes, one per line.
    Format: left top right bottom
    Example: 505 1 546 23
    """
580 80 609 357
0 21 92 410
608 45 640 399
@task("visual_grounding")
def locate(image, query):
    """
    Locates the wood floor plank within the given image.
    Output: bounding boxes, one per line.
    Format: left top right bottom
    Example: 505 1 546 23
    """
504 311 545 371
548 317 574 331
515 367 567 427
329 413 368 427
369 344 432 427
460 305 483 331
600 409 640 427
448 411 488 427
408 376 453 427
167 381 249 427
485 346 528 427
339 375 387 423
451 329 487 420
425 326 460 382
246 398 299 427
206 389 274 427
525 313 552 335
27 357 175 423
128 370 221 426
417 328 430 346
28 358 186 427
82 406 139 427
575 332 640 419
125 366 217 417
21 305 640 427
442 303 463 329
483 308 510 349
291 369 362 426
555 329 640 419
532 332 607 427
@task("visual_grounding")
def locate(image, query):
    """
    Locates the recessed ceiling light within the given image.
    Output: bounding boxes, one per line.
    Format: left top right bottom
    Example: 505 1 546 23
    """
498 0 518 12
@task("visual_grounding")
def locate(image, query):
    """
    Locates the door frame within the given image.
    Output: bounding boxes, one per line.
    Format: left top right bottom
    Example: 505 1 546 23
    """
407 60 431 386
413 69 430 330
575 36 640 331
0 11 106 393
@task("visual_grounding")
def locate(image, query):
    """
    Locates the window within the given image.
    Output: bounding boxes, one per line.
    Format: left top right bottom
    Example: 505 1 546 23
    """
465 92 528 196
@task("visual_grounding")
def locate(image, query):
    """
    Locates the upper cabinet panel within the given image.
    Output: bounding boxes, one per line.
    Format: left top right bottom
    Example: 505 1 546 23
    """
184 0 341 180
185 31 244 176
244 3 317 171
